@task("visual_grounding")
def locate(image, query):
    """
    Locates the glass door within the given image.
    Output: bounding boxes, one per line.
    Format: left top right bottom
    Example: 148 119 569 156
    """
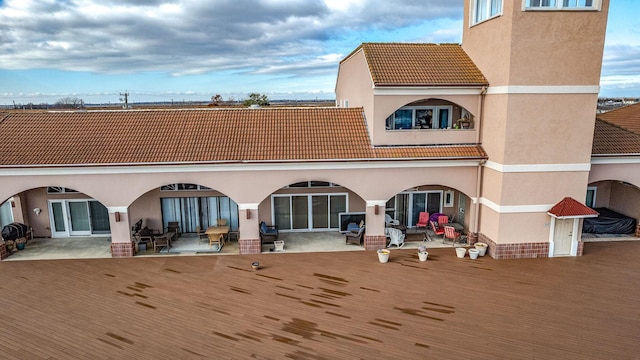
68 201 91 235
273 194 347 231
291 196 309 230
49 200 68 237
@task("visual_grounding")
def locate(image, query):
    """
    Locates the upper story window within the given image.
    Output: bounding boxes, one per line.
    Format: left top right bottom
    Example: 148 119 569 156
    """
472 0 503 25
47 187 78 194
161 183 212 191
386 106 453 131
524 0 598 10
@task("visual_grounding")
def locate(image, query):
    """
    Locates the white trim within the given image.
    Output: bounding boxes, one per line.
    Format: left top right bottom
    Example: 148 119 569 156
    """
0 160 485 177
237 203 259 210
107 207 128 213
484 161 591 173
480 198 554 213
522 0 602 11
547 213 598 219
485 85 600 95
366 200 387 207
591 156 640 164
373 87 485 96
548 217 580 257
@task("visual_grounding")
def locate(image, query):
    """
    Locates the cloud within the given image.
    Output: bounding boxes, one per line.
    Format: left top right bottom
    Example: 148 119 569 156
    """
600 44 640 96
0 0 463 79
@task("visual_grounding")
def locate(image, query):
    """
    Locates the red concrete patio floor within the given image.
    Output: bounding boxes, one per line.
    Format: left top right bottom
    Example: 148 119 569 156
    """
0 241 639 359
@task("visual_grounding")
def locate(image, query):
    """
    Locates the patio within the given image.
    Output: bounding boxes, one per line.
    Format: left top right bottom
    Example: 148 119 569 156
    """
4 230 460 261
0 241 637 358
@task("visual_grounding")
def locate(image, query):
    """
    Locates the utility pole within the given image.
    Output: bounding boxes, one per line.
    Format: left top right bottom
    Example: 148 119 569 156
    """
119 90 129 109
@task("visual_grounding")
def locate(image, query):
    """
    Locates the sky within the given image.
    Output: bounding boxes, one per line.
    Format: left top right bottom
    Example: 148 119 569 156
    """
0 0 639 105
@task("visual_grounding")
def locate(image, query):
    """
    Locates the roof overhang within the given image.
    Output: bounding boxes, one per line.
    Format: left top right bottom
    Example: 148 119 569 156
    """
547 197 599 219
372 86 486 96
591 155 640 164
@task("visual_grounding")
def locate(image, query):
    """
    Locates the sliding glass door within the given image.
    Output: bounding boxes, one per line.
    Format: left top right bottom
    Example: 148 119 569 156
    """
273 194 347 231
161 196 239 233
48 200 110 237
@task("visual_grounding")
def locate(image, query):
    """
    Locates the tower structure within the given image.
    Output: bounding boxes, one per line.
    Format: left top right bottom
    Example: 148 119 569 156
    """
462 0 610 256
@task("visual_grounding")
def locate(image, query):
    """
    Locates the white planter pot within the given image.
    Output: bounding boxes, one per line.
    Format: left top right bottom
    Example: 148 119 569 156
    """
377 249 390 263
418 251 428 261
274 240 285 252
455 247 466 258
475 242 488 256
468 248 480 259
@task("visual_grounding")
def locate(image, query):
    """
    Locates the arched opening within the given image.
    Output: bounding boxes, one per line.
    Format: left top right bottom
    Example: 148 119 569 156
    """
255 180 366 253
583 180 640 240
385 98 475 130
1 186 112 260
128 183 240 254
384 185 473 248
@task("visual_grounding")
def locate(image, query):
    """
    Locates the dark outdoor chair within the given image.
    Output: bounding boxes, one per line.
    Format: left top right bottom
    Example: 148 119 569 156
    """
166 221 180 238
259 221 279 244
346 226 365 246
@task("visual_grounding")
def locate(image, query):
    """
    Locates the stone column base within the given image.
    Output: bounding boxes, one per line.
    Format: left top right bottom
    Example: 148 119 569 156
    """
111 241 135 258
364 235 386 250
239 239 261 254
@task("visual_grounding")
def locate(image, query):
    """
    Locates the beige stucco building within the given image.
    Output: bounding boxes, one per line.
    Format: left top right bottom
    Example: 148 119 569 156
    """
1 0 638 260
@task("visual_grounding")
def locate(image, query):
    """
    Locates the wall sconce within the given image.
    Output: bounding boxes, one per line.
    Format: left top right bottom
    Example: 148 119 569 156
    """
32 207 41 216
115 212 121 222
374 205 379 215
246 209 251 219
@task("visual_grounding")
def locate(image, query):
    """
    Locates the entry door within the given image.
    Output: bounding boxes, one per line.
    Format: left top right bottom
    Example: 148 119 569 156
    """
67 201 92 235
49 201 68 237
553 219 574 256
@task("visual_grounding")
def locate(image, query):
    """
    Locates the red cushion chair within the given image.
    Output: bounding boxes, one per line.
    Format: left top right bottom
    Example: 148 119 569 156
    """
416 212 430 229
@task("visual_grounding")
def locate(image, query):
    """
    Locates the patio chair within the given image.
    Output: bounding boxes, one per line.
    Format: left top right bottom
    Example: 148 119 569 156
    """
443 225 461 245
195 226 208 244
437 215 449 227
386 227 405 248
166 221 180 239
385 214 399 227
346 226 365 246
259 221 279 244
430 220 445 240
209 233 223 250
416 212 429 229
153 234 172 252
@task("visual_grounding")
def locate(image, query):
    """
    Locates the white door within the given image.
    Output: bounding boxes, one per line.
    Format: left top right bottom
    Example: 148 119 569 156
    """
49 201 68 237
553 219 574 256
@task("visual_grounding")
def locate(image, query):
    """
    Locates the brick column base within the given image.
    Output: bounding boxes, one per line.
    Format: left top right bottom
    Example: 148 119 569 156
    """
467 233 478 245
111 241 135 258
364 235 386 250
0 243 8 260
478 233 550 259
239 239 261 254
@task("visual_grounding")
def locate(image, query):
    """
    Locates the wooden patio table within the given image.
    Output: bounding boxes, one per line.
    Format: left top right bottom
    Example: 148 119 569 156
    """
206 225 230 246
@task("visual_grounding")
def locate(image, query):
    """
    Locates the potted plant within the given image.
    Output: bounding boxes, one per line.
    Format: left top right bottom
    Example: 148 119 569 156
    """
418 246 429 261
377 249 390 263
15 237 26 250
474 242 488 256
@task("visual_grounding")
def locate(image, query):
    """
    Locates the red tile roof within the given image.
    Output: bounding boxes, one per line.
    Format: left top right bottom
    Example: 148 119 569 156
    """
344 43 488 86
597 102 640 134
0 108 487 167
593 103 640 155
548 197 599 218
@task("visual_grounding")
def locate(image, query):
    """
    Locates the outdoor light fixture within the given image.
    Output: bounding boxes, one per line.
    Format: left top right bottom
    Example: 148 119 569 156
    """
246 209 251 219
32 207 41 216
115 212 121 222
374 205 379 215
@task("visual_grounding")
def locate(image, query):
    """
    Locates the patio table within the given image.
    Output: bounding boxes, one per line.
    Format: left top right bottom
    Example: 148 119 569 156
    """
206 225 230 246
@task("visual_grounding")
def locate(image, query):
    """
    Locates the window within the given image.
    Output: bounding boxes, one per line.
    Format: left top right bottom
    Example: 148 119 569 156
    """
385 106 453 130
161 183 211 191
287 181 338 188
585 186 597 208
472 0 503 25
47 187 79 194
444 191 454 208
524 0 597 10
